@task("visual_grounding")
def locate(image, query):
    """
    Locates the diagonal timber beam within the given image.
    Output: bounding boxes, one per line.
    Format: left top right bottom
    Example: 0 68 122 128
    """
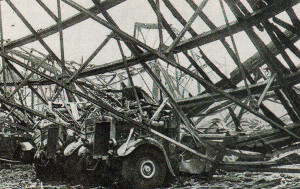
157 0 253 86
6 61 48 105
5 0 93 102
226 0 300 123
6 56 48 100
273 17 300 36
175 0 299 52
58 0 300 140
4 0 126 50
219 0 252 98
264 22 298 72
6 0 70 76
0 52 214 162
274 89 300 122
36 0 58 22
257 73 277 107
96 4 211 148
165 0 208 53
51 32 112 101
148 0 214 92
2 1 298 87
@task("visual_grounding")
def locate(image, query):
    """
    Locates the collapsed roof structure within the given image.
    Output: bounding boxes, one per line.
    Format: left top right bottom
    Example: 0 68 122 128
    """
0 0 299 186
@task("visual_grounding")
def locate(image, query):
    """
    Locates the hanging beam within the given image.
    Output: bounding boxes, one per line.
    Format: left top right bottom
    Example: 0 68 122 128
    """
219 0 253 99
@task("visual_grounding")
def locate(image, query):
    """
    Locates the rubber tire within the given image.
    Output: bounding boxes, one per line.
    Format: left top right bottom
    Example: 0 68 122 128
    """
122 149 167 188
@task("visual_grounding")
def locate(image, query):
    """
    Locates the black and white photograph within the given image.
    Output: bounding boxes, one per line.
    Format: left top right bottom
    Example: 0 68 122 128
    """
0 0 299 188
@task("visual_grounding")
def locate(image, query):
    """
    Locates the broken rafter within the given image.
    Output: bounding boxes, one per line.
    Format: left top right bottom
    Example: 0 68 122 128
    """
5 1 300 139
51 33 112 101
2 4 298 87
271 23 300 59
0 52 214 162
219 0 252 99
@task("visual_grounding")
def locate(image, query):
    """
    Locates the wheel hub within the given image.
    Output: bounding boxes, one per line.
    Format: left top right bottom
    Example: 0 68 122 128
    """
140 160 156 179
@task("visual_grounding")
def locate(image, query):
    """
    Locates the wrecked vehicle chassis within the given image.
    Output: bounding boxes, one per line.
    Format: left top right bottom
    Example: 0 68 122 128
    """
33 116 300 188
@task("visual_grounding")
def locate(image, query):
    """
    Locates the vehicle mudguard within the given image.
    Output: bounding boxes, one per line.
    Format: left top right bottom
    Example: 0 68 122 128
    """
64 139 83 156
20 142 34 151
117 137 176 176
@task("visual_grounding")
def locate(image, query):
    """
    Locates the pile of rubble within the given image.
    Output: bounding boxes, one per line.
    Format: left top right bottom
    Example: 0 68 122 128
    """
171 171 300 188
2 164 300 189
